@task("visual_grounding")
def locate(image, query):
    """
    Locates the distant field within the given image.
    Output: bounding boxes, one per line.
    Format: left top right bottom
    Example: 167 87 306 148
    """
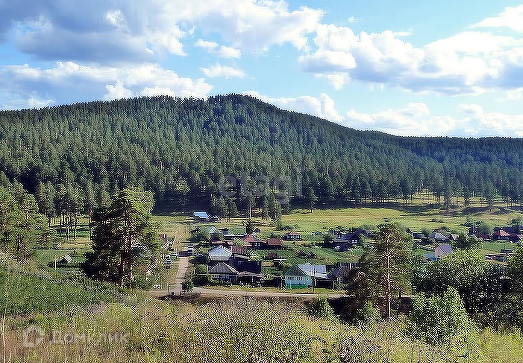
283 202 523 235
41 198 521 270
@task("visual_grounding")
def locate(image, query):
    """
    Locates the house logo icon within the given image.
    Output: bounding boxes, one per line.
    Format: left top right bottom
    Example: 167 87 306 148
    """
23 325 45 348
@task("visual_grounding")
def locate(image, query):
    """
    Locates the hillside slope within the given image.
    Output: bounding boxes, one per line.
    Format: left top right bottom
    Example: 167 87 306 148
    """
0 94 522 212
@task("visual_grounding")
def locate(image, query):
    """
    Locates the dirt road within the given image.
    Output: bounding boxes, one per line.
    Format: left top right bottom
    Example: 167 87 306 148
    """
149 256 189 297
192 286 345 299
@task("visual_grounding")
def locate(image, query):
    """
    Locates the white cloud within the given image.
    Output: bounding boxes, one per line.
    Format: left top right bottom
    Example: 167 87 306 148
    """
140 87 176 97
195 39 241 58
0 62 213 109
472 4 523 33
201 63 246 79
27 96 54 109
104 81 133 101
105 10 127 30
182 0 323 52
507 88 523 100
6 0 322 63
343 102 523 137
427 31 519 55
242 93 522 138
301 10 523 95
344 103 458 136
299 50 356 73
458 103 523 137
245 91 342 122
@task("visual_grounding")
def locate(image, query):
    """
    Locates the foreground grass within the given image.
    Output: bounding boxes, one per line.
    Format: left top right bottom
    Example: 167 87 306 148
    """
0 260 123 315
4 296 523 363
1 255 521 363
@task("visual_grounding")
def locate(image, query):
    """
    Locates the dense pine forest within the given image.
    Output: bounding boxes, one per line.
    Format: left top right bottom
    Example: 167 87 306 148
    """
1 94 523 217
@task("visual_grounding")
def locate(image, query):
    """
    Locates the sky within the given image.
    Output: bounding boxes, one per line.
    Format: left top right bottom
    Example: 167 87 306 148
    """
1 1 523 137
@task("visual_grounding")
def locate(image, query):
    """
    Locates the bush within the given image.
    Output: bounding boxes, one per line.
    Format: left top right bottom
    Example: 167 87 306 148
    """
181 279 193 293
189 229 210 244
409 287 475 348
353 301 381 325
193 264 210 286
307 296 334 319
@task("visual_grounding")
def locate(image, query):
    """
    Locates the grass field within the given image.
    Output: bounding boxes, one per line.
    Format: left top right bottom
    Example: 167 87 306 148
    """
151 196 523 240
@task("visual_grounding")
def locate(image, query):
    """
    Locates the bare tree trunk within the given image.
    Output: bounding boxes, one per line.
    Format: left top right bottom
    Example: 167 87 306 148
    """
386 250 391 319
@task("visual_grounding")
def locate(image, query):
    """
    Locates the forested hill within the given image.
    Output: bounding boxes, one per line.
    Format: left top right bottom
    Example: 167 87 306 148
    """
1 94 522 215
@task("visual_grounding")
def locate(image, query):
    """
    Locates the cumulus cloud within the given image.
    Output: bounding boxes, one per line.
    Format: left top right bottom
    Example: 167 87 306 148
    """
242 92 523 138
301 8 523 95
201 63 246 78
244 91 342 122
344 103 458 136
472 4 523 33
195 39 241 58
104 81 133 100
27 96 54 109
181 0 322 52
3 0 322 63
0 62 213 109
458 103 523 137
343 102 523 137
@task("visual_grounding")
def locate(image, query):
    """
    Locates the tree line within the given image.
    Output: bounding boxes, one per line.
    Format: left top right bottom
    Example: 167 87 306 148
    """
0 183 55 259
1 94 523 218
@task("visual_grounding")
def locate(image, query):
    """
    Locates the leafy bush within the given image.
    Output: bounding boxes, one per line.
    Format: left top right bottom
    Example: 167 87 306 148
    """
192 264 210 285
409 287 476 348
307 296 334 319
353 301 381 325
181 279 193 293
189 229 210 244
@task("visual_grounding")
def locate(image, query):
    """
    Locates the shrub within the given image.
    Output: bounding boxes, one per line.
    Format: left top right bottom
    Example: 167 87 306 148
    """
307 296 334 319
193 264 210 286
353 301 381 325
409 287 475 348
181 279 193 293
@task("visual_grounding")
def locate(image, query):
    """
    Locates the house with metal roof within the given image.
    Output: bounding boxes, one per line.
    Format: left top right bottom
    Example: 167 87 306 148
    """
430 232 448 242
193 211 209 220
283 231 302 241
434 243 453 259
208 245 232 262
208 262 238 283
284 262 329 288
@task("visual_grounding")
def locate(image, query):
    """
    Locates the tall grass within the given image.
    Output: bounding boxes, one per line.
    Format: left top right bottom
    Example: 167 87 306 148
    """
3 296 522 362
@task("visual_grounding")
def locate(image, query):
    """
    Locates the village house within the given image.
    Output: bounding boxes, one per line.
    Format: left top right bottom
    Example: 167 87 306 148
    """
434 243 453 259
328 262 359 285
229 257 263 285
208 262 238 283
283 231 301 241
430 231 448 242
208 245 233 262
284 263 329 288
193 211 218 222
493 229 511 241
243 234 261 248
264 237 283 249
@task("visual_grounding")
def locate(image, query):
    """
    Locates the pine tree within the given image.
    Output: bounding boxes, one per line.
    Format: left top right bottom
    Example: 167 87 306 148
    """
82 189 160 287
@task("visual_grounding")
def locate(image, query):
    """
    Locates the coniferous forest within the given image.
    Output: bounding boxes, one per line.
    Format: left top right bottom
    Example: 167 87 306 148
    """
1 94 523 216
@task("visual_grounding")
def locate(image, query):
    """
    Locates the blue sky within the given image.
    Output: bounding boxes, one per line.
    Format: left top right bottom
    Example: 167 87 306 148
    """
1 1 523 137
